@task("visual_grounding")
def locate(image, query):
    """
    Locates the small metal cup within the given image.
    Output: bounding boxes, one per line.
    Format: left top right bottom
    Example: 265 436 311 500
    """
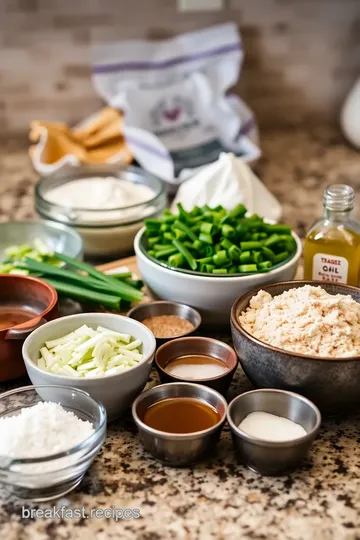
227 389 321 476
127 301 201 346
155 337 238 394
132 382 227 466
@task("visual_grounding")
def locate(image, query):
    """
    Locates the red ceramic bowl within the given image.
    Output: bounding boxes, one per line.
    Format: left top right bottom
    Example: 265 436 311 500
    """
0 275 58 381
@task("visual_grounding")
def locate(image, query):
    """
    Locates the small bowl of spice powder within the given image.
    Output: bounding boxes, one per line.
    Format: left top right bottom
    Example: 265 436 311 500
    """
127 301 201 345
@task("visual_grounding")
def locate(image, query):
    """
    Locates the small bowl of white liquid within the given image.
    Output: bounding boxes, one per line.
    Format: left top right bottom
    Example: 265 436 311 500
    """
227 389 321 476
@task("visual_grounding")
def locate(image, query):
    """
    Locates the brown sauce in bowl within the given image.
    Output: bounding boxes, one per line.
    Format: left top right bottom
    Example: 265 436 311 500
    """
0 305 38 330
143 397 220 433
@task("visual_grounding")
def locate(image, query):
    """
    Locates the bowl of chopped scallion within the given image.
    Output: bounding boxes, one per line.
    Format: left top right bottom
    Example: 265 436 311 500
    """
134 204 302 324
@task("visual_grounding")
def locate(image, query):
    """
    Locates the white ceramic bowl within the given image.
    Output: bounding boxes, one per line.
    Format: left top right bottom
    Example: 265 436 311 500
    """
22 313 156 421
134 228 302 325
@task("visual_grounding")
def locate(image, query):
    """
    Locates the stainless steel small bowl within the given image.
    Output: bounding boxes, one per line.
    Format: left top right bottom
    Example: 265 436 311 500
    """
227 389 321 476
127 301 201 345
155 337 238 394
132 382 227 466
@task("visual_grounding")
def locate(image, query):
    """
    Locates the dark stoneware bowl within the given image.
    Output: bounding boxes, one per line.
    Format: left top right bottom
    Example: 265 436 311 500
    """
230 281 360 415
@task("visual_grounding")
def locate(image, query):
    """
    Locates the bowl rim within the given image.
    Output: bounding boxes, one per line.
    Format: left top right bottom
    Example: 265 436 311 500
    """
0 219 84 258
230 280 360 362
155 336 238 382
126 300 202 339
0 385 107 466
227 388 321 447
132 381 227 439
35 164 165 215
22 312 156 381
135 227 302 281
0 274 58 333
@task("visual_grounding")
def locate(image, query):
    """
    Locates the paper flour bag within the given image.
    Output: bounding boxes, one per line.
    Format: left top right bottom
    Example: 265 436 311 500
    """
92 23 260 185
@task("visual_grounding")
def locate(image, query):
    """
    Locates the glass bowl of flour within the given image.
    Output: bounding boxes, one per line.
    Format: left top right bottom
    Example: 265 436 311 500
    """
0 385 106 501
35 165 166 258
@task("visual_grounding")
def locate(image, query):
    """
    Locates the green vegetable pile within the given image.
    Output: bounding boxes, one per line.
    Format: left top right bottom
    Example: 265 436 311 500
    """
1 240 143 309
144 204 296 275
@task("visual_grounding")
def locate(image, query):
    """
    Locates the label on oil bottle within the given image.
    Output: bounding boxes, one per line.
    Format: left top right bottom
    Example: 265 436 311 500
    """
312 253 348 283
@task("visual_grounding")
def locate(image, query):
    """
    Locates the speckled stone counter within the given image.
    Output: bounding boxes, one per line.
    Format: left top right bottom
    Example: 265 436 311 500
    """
0 128 360 539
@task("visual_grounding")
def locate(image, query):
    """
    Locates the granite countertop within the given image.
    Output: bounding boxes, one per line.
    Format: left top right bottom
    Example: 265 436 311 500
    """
0 128 360 540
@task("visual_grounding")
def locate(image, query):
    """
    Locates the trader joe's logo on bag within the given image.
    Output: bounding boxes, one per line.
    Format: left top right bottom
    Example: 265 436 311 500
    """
151 96 194 125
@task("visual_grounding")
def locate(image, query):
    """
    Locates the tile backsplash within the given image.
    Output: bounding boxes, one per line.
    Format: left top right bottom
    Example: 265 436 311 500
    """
1 0 360 135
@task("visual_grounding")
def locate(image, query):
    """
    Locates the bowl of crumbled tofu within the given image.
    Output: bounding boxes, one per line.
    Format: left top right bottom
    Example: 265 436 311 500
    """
231 281 360 414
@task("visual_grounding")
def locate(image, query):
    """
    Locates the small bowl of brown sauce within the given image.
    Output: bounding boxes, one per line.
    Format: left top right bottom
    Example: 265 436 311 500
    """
0 275 58 381
155 337 238 394
127 301 201 345
132 382 227 466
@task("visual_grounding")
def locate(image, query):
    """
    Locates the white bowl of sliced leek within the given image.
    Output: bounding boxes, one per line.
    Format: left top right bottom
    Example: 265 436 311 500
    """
22 312 156 421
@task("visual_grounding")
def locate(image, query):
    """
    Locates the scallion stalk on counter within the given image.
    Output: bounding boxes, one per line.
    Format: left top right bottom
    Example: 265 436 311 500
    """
0 239 143 308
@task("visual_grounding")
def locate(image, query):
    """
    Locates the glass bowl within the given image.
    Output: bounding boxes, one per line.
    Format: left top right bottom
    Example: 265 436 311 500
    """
35 164 166 258
0 220 83 261
0 385 106 501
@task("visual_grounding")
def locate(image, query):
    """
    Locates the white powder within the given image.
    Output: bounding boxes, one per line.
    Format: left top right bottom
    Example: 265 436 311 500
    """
45 177 154 211
238 411 307 442
239 285 360 357
0 401 94 459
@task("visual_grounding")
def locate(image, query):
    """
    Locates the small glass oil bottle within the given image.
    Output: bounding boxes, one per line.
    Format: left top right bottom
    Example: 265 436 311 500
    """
303 184 360 285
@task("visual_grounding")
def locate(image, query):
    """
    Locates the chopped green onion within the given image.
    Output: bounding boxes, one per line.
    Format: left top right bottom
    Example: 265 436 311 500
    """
172 239 197 270
239 264 257 273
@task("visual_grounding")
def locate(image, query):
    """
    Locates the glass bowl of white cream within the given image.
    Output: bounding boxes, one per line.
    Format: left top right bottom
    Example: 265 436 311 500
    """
35 165 166 258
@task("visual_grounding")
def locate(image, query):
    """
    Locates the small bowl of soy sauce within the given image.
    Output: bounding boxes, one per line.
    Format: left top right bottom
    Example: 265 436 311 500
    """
132 382 227 466
155 337 238 394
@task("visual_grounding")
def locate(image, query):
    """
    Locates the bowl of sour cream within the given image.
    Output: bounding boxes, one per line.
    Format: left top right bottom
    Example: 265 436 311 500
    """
227 388 321 476
35 165 166 258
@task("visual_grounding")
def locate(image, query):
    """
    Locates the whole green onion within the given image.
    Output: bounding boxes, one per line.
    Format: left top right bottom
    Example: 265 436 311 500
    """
43 278 121 310
54 253 143 302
